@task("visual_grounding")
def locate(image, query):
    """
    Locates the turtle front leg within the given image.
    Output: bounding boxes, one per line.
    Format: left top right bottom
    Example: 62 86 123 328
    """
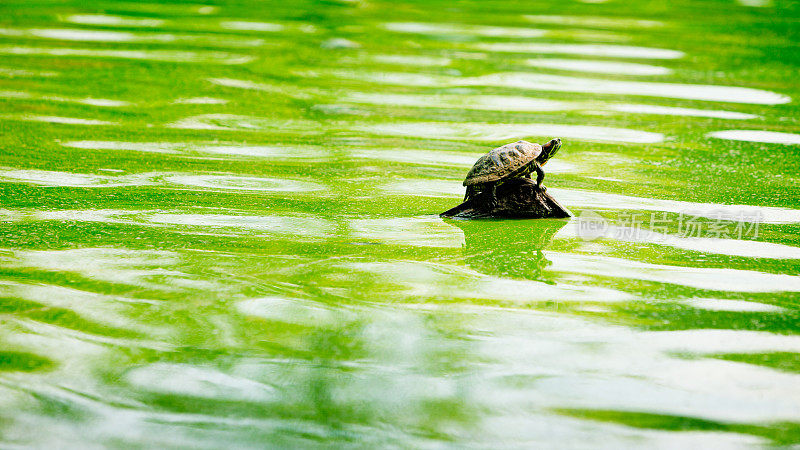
533 161 546 191
464 185 475 202
488 183 498 209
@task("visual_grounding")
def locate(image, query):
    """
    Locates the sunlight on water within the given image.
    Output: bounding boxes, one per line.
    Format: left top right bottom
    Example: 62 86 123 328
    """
62 14 166 27
0 46 255 64
125 363 279 401
163 174 326 192
558 224 800 259
0 90 131 107
349 217 466 247
328 69 789 104
63 140 328 159
365 54 453 66
523 15 664 28
683 299 786 313
467 73 791 104
0 168 153 187
5 115 117 125
358 122 664 143
552 188 800 223
474 43 685 59
172 96 229 105
146 213 335 237
168 114 318 132
341 92 577 111
708 130 800 145
0 28 264 47
610 104 759 119
548 252 800 292
526 58 673 75
382 22 548 38
220 21 285 32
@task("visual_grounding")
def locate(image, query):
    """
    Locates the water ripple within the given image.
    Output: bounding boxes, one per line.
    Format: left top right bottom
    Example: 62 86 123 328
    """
382 22 547 38
0 46 254 64
548 252 800 292
356 121 664 143
468 73 790 105
527 58 673 75
0 168 153 187
708 130 800 145
125 363 278 402
328 69 789 104
167 114 318 132
611 104 758 120
349 217 465 247
163 174 325 192
551 188 800 223
0 27 264 47
344 260 635 302
523 15 664 28
62 140 328 159
62 14 166 27
475 43 684 59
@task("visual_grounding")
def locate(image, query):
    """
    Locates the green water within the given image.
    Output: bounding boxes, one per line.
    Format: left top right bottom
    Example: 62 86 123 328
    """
1 0 799 447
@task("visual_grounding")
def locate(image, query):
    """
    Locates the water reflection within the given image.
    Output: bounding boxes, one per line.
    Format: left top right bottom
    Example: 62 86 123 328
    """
3 115 116 126
220 21 285 32
0 168 153 187
172 97 229 105
683 298 786 313
366 54 452 66
62 141 328 159
610 104 758 120
0 47 254 64
168 114 318 132
163 174 325 193
0 90 130 107
382 22 547 38
125 363 279 402
0 28 264 47
342 92 577 112
467 73 790 104
328 69 789 104
475 43 684 59
558 222 800 259
62 14 166 27
527 58 672 75
523 15 664 28
547 252 800 292
447 218 567 282
350 216 465 247
708 130 800 145
357 121 664 143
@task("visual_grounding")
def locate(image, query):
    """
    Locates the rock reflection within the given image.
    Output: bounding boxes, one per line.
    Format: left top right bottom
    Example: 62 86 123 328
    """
446 218 567 283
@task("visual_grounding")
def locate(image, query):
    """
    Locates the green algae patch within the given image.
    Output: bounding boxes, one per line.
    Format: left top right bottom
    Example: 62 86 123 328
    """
556 409 800 446
0 351 53 372
713 352 800 374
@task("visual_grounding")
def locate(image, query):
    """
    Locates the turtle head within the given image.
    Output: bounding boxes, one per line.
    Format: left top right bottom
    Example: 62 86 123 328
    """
537 138 562 165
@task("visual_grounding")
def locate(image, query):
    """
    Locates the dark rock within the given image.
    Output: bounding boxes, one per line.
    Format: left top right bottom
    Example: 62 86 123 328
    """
440 177 571 219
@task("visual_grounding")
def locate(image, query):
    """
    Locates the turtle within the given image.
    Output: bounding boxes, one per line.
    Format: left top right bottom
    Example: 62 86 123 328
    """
463 138 561 207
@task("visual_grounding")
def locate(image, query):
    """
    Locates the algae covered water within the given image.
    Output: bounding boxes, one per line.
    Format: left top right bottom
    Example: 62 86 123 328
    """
1 0 800 447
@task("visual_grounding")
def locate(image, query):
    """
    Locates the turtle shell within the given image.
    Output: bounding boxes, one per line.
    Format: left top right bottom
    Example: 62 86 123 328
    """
463 140 542 186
